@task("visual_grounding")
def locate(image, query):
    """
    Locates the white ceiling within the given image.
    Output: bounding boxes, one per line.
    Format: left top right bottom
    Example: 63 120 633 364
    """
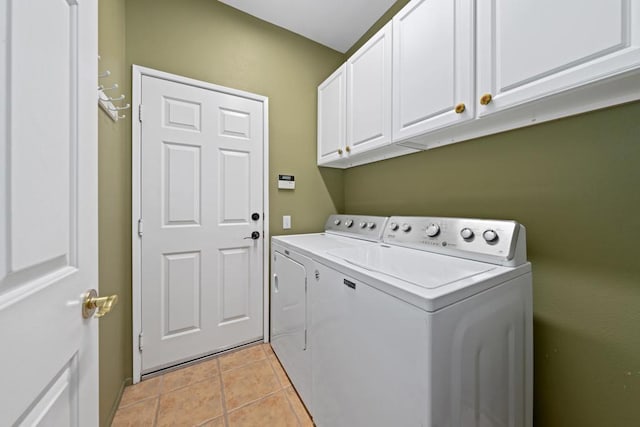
218 0 398 53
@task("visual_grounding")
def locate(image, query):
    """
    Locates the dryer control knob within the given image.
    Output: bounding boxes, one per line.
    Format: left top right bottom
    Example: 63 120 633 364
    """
389 222 399 231
345 219 354 228
334 219 341 226
460 228 474 239
359 222 367 229
401 223 412 232
483 229 498 242
367 222 376 230
425 224 440 237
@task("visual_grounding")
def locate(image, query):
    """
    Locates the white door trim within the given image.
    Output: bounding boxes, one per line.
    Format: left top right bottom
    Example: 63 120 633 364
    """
131 65 270 383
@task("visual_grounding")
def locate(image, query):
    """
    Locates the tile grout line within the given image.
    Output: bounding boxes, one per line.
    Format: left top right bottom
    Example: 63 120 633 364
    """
225 388 284 416
265 348 287 389
217 358 231 427
116 393 159 410
283 386 304 427
152 375 164 427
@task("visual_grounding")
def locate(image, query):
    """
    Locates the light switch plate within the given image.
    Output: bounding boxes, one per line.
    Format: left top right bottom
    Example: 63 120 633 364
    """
283 215 291 229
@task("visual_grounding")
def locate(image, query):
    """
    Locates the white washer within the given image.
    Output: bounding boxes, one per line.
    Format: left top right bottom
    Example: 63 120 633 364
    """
311 216 533 427
270 215 388 412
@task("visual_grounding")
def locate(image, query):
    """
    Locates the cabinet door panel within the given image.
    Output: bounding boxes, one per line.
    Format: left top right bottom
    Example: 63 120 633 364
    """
347 22 392 154
317 65 346 165
478 0 640 116
393 0 474 141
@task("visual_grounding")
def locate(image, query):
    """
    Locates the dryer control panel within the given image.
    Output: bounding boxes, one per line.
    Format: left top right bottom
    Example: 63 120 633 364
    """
383 216 527 267
324 215 388 242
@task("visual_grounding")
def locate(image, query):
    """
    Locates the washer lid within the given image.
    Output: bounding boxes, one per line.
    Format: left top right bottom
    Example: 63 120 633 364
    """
327 245 497 289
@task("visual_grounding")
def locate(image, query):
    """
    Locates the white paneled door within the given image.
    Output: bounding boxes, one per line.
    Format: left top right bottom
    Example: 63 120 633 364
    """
140 75 265 373
0 0 98 425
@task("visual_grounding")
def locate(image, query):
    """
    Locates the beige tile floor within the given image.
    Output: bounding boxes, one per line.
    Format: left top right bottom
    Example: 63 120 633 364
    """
112 343 313 427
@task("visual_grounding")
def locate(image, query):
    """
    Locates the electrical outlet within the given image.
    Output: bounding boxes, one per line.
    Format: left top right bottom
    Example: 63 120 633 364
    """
283 215 291 229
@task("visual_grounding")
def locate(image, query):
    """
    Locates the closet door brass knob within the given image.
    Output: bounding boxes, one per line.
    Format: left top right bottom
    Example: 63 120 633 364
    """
83 289 118 319
337 148 343 155
454 103 466 114
345 146 351 153
480 93 493 105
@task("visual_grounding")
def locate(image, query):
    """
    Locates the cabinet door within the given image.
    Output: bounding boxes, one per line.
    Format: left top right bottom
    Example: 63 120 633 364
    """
346 22 392 155
477 0 640 116
392 0 474 141
317 64 346 165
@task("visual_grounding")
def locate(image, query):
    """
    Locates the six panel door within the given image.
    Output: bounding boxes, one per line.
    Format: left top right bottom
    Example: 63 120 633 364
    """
140 76 264 373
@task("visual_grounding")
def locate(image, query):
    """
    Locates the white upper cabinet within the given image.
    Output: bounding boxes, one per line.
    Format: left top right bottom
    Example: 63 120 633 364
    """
346 22 392 155
318 0 640 167
392 0 474 141
477 0 640 116
317 64 347 165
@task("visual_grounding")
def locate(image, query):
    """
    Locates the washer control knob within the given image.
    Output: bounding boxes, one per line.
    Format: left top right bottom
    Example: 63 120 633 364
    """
359 222 367 229
345 219 354 228
425 223 440 237
367 222 376 230
389 222 399 231
483 229 498 242
333 219 341 226
460 228 474 240
401 223 412 232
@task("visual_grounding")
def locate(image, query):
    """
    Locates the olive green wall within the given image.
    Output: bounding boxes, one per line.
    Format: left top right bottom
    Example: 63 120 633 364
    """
125 0 345 235
343 5 640 423
96 0 344 423
343 101 640 426
98 0 131 425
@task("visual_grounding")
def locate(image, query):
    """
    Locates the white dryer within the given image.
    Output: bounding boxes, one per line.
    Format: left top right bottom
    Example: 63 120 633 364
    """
311 216 533 427
270 215 388 412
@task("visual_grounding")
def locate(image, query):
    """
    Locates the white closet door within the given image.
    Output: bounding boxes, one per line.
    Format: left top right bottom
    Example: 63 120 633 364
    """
0 0 99 425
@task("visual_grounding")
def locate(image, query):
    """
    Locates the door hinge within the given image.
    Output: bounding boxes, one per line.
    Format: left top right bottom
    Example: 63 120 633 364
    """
138 104 143 122
138 332 144 352
137 218 144 237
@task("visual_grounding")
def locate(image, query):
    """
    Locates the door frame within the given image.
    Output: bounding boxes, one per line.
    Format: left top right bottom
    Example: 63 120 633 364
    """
131 65 270 383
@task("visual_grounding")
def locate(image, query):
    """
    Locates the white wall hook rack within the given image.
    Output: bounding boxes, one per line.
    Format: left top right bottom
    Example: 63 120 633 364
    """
98 56 130 121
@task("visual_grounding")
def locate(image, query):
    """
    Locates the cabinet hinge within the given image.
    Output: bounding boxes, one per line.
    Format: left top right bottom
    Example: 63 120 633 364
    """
138 104 143 122
138 219 143 237
138 332 144 352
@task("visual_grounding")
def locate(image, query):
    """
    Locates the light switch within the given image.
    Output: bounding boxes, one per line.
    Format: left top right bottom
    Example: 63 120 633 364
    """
283 215 291 229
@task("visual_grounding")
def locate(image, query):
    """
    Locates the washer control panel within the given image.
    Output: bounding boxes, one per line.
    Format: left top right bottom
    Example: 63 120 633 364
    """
325 215 388 241
383 216 525 265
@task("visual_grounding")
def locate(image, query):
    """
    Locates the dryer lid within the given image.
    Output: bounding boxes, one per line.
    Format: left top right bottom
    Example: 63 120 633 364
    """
327 245 497 289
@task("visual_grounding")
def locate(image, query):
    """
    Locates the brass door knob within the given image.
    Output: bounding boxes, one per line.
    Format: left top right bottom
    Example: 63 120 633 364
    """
345 146 351 153
454 103 466 114
337 148 343 155
480 93 493 105
83 289 118 319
